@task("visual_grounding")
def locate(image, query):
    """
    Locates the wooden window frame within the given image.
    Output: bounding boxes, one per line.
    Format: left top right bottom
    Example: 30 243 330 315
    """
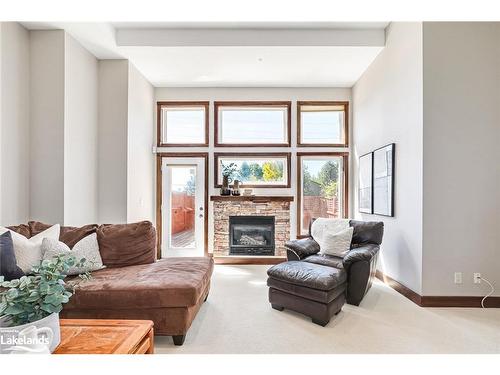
214 101 292 147
157 101 209 147
297 101 349 148
296 152 349 238
155 152 209 259
214 152 292 189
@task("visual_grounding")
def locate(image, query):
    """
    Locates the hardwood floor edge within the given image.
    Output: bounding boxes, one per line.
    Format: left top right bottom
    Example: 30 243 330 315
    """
375 270 500 308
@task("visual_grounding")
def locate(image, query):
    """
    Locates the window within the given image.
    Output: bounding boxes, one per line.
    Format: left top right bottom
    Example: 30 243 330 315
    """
215 153 291 188
297 101 348 147
215 102 291 146
157 102 209 146
297 153 348 236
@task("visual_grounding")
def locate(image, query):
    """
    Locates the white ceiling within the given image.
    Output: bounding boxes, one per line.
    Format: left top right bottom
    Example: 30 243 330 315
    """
22 22 387 87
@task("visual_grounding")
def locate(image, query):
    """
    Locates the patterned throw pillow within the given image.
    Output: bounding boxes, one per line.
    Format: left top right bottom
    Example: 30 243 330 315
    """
41 233 105 276
318 227 354 258
0 224 60 273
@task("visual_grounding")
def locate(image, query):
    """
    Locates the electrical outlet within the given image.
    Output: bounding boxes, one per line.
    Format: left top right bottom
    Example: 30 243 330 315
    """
474 273 481 284
454 272 463 284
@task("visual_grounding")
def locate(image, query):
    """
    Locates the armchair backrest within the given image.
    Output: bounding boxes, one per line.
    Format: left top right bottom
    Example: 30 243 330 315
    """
308 218 384 246
349 220 384 246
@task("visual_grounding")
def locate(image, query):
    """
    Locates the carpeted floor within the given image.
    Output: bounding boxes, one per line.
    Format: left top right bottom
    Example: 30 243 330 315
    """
155 265 500 354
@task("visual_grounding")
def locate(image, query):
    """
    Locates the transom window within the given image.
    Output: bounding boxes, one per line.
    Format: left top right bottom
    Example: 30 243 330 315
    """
297 101 348 147
157 102 209 146
215 102 291 146
215 153 291 188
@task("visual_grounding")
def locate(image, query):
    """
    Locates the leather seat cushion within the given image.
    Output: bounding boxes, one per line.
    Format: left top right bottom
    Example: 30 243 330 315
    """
65 257 214 309
267 277 345 304
303 254 344 269
267 261 347 291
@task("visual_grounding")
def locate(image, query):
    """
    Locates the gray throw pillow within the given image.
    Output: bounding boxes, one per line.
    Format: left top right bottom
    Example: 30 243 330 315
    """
41 233 105 275
0 231 25 281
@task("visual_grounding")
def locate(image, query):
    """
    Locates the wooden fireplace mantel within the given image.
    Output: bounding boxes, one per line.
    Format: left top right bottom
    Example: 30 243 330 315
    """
210 195 294 202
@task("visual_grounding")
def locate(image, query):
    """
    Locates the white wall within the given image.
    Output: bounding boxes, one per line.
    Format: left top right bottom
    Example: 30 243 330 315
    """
0 23 30 226
64 34 98 226
127 63 154 223
352 23 424 294
422 22 500 296
29 30 65 224
155 87 352 252
97 60 129 223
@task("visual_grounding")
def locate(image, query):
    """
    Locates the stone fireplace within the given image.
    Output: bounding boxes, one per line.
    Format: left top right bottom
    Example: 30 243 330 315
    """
211 196 293 257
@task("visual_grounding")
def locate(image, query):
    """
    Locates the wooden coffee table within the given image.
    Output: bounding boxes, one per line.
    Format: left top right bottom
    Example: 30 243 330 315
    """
54 319 154 354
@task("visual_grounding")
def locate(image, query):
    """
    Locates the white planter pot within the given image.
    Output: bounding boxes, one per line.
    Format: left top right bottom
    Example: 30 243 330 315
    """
0 313 61 353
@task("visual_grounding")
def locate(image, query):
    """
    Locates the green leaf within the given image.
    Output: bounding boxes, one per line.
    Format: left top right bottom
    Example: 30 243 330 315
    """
4 305 24 315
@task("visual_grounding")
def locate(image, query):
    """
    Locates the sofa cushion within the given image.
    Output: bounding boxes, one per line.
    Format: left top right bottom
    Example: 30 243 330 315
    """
29 221 98 248
65 257 214 309
267 261 347 291
6 224 31 239
96 221 156 268
303 254 344 269
0 231 25 281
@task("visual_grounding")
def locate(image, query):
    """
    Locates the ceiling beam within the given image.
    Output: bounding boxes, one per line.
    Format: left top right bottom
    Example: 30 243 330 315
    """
115 28 385 47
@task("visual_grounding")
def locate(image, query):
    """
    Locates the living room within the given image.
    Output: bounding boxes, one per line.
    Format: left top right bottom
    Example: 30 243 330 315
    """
1 0 499 372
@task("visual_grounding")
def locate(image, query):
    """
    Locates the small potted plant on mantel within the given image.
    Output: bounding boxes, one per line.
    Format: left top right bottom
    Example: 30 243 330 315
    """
221 162 238 196
0 255 89 353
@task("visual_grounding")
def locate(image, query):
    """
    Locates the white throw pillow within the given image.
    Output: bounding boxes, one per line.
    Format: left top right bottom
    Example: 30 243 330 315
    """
319 227 354 258
311 218 350 250
41 233 105 275
0 224 60 273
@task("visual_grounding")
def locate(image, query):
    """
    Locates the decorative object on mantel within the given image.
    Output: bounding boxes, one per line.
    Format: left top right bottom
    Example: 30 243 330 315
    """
220 162 238 196
242 188 253 196
0 255 91 353
231 180 241 196
210 195 294 202
358 143 395 217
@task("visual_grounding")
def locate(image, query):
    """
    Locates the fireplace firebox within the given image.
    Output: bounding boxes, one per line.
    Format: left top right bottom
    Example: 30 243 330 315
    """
229 216 275 256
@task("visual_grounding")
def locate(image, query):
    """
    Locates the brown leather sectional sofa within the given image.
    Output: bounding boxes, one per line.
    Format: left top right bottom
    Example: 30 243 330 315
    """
7 220 214 346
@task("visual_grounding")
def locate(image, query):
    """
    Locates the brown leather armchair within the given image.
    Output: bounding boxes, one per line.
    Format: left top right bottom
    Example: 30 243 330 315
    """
267 220 383 326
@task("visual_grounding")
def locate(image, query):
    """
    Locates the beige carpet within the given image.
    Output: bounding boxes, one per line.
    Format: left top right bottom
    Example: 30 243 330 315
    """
155 265 500 354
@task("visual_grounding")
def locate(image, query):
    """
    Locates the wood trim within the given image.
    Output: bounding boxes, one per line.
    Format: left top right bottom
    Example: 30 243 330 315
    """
156 101 209 147
297 101 349 148
214 152 291 188
210 195 294 202
375 270 422 306
376 270 500 308
156 152 209 259
214 256 286 265
296 152 349 237
214 101 292 147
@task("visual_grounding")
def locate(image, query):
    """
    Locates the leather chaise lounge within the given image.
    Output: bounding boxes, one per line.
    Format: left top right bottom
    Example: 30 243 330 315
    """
267 220 384 326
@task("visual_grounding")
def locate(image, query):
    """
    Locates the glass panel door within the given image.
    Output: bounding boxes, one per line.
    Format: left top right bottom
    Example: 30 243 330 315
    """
162 157 205 257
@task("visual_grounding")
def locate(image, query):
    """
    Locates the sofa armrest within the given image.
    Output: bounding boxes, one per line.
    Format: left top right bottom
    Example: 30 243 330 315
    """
285 237 320 260
342 244 380 270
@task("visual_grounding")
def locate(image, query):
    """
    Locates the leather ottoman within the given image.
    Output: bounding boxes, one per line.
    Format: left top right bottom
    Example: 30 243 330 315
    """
267 261 347 326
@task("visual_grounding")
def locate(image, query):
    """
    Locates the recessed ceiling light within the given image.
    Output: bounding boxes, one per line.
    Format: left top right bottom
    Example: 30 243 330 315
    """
257 57 263 62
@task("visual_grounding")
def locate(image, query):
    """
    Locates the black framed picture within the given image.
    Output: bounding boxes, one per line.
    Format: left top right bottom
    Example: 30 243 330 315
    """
358 152 373 214
373 143 395 217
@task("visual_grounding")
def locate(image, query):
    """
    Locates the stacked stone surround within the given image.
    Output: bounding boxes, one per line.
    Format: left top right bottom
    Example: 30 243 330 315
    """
212 197 292 257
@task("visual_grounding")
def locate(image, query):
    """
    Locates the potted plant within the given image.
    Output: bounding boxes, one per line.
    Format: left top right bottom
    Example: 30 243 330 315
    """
221 162 238 195
0 255 89 353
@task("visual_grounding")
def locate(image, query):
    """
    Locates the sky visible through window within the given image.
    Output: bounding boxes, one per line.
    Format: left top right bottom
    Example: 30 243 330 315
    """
220 108 287 144
164 108 205 143
301 111 341 143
